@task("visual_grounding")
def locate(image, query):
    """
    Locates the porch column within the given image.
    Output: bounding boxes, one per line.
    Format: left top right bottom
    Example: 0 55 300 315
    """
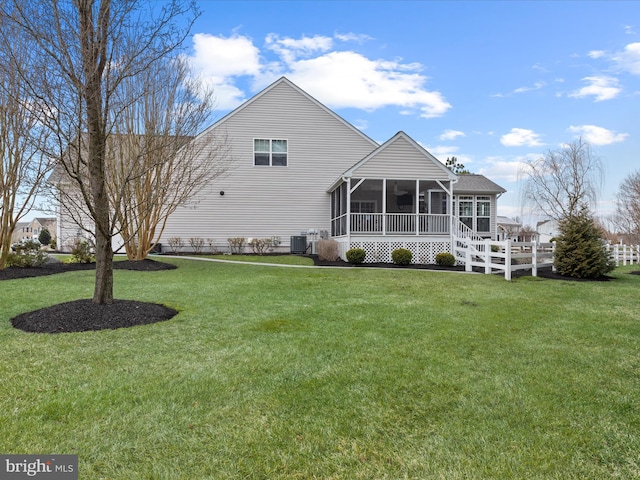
382 178 387 235
346 177 351 237
415 179 420 235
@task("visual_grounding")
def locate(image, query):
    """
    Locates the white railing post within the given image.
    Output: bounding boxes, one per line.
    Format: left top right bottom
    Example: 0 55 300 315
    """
532 239 538 277
465 244 472 272
551 241 557 272
624 244 628 266
484 238 491 274
614 244 619 266
505 239 512 280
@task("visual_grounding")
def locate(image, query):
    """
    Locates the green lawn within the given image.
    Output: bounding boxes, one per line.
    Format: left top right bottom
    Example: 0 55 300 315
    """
1 258 639 479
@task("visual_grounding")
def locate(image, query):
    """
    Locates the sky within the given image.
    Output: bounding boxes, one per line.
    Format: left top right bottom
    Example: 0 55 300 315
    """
181 0 640 227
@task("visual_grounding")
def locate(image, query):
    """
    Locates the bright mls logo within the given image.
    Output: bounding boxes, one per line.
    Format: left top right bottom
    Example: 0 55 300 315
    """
1 455 77 479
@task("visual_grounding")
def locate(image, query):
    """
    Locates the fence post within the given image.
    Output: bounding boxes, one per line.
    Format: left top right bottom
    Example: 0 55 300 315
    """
614 244 619 266
532 240 538 277
505 239 512 280
624 244 628 266
485 238 491 274
465 243 472 272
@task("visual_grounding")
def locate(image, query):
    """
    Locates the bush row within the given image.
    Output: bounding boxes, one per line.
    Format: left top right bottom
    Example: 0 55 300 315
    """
343 248 457 266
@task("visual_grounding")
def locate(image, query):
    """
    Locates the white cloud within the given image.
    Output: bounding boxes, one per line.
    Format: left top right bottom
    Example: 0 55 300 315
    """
287 51 451 117
478 157 524 184
189 33 262 109
624 25 636 35
613 42 640 75
334 32 373 43
439 130 465 141
513 81 546 94
265 33 334 63
569 76 621 101
588 50 605 59
568 125 629 145
500 128 544 147
429 145 459 157
187 32 451 118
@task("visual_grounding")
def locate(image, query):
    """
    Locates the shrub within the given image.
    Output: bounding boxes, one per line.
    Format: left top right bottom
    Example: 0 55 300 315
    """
248 238 269 255
7 240 48 267
69 240 94 264
167 237 184 254
435 252 456 267
188 237 205 254
554 207 615 279
227 237 245 254
317 239 339 261
391 248 412 266
38 227 51 246
346 247 366 264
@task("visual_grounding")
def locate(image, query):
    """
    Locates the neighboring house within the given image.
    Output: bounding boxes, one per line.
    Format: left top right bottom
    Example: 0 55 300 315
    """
56 77 507 263
537 219 558 243
11 218 57 244
496 216 522 241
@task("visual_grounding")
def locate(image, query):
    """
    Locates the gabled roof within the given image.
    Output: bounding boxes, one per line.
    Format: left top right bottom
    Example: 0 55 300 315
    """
200 77 378 148
338 131 457 181
497 216 521 227
453 174 506 194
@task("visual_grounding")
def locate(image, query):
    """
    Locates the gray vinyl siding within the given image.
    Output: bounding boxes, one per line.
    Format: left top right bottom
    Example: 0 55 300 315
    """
351 136 452 181
160 80 378 248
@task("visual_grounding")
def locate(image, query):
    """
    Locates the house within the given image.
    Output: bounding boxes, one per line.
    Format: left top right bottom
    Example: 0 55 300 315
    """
11 217 57 244
57 77 507 263
537 219 558 243
496 216 522 241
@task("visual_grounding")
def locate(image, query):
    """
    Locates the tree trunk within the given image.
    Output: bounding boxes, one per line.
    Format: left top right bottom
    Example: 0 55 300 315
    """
80 0 113 304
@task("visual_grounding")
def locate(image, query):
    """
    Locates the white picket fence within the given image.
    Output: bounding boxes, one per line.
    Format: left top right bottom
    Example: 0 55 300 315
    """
454 238 554 280
606 243 640 266
454 238 640 280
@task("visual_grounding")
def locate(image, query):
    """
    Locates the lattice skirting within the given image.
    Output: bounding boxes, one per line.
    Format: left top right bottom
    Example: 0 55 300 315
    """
334 237 452 264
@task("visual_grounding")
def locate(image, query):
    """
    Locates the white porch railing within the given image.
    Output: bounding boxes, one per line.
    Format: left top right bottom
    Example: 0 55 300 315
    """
349 213 450 235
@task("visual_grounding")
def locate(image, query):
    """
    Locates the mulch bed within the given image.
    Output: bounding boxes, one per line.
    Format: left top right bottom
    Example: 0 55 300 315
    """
0 257 176 281
5 258 178 334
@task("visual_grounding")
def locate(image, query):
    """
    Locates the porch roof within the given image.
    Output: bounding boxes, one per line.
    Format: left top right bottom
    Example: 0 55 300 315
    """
453 174 506 194
326 131 456 192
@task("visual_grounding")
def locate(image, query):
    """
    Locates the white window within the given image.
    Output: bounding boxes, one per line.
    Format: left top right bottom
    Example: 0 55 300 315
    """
254 139 287 166
476 196 491 232
457 195 473 229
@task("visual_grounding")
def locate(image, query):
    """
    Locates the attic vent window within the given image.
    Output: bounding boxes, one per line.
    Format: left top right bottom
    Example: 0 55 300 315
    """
254 139 287 166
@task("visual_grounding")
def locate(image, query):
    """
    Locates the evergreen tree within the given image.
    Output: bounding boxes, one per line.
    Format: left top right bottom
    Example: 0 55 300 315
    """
445 156 470 174
38 227 51 246
554 206 615 279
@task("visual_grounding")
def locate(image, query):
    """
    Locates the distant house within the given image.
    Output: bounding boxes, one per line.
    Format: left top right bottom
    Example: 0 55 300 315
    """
537 219 558 243
56 77 507 263
496 216 522 241
11 217 56 244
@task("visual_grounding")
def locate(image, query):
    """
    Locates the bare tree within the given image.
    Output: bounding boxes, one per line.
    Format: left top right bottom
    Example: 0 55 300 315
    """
106 56 230 260
1 0 198 303
615 169 640 244
0 20 52 269
521 139 603 221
